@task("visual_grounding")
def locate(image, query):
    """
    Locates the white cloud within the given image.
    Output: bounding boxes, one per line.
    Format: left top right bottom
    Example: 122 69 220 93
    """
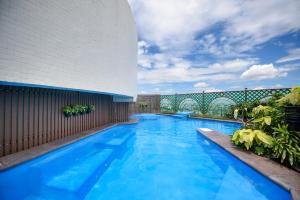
128 0 300 92
241 64 287 80
253 86 267 90
205 88 223 93
194 82 209 88
139 87 175 95
128 0 240 53
138 58 254 84
276 48 300 63
253 84 283 90
274 84 283 88
129 0 300 56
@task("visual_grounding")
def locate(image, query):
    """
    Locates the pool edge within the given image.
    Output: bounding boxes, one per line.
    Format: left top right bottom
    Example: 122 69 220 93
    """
0 118 139 171
158 113 243 124
197 128 300 200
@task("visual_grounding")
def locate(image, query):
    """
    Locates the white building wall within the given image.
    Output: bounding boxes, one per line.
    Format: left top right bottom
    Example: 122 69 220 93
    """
0 0 137 98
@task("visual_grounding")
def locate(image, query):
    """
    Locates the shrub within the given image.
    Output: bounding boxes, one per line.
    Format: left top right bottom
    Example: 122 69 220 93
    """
272 124 300 167
231 129 273 152
231 86 300 169
63 104 95 117
277 86 300 106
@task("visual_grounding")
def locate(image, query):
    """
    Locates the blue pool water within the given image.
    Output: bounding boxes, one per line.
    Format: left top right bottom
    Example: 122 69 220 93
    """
0 114 291 200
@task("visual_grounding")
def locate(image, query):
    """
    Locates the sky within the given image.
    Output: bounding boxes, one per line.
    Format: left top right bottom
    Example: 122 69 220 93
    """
127 0 300 94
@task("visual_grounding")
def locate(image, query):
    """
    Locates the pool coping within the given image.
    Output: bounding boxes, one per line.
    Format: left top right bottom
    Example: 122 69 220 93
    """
158 113 243 124
0 118 139 171
190 116 243 124
197 128 300 200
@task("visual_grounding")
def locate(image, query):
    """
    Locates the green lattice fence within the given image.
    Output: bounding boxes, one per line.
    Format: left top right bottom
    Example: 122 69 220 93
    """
160 88 291 116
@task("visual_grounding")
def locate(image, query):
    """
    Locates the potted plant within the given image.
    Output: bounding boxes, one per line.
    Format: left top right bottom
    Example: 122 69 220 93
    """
277 86 300 131
63 106 73 117
86 105 95 113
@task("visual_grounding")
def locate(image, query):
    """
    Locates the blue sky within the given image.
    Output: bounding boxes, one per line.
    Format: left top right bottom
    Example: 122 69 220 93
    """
128 0 300 94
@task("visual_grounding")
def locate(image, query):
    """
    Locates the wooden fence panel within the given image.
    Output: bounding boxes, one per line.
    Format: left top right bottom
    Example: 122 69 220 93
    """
0 85 130 157
0 87 4 156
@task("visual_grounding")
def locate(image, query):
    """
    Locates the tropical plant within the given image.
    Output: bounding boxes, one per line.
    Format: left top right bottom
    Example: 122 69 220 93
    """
63 104 95 117
272 124 300 167
233 101 260 122
266 92 284 107
250 105 284 132
231 86 300 169
86 105 95 113
231 129 273 151
277 86 300 106
63 106 73 117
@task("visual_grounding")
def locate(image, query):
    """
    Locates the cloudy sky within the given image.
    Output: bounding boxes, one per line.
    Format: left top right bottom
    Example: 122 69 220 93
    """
128 0 300 94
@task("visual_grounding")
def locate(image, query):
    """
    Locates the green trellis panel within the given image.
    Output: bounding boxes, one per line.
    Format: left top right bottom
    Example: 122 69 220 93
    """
160 88 291 115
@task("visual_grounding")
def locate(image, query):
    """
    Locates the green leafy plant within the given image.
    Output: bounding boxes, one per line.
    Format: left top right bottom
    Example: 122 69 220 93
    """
232 129 273 151
233 101 260 122
231 86 300 169
250 105 284 131
272 124 300 167
63 104 95 117
63 106 73 117
277 86 300 106
86 105 95 113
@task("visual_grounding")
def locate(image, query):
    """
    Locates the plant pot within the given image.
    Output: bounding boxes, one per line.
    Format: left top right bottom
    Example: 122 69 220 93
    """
284 105 300 131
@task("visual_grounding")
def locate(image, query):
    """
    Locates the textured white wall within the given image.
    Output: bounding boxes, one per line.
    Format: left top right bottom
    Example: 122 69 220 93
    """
0 0 137 98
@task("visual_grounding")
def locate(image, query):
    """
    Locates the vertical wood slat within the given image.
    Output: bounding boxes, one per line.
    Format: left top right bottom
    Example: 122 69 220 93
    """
23 88 29 150
28 90 34 148
4 88 12 155
17 88 24 152
0 87 4 156
0 85 130 157
39 89 43 145
47 90 51 142
58 91 62 140
11 89 18 153
54 91 58 140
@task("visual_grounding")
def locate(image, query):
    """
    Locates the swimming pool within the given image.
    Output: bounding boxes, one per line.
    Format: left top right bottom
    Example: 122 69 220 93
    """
0 114 291 200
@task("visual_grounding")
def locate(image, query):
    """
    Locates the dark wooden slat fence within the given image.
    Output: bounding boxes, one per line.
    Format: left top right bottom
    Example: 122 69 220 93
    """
0 85 129 157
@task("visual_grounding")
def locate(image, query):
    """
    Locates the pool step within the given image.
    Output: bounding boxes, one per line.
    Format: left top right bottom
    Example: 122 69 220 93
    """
46 149 113 192
42 132 134 198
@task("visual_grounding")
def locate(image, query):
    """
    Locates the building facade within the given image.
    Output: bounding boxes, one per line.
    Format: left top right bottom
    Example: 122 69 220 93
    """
0 0 137 156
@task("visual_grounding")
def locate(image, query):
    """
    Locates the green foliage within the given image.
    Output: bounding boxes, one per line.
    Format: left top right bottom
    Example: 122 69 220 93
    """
233 101 260 121
88 105 95 113
231 86 300 168
63 106 73 117
277 86 300 106
272 125 300 167
63 104 95 117
232 129 273 150
266 92 283 107
250 105 284 133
